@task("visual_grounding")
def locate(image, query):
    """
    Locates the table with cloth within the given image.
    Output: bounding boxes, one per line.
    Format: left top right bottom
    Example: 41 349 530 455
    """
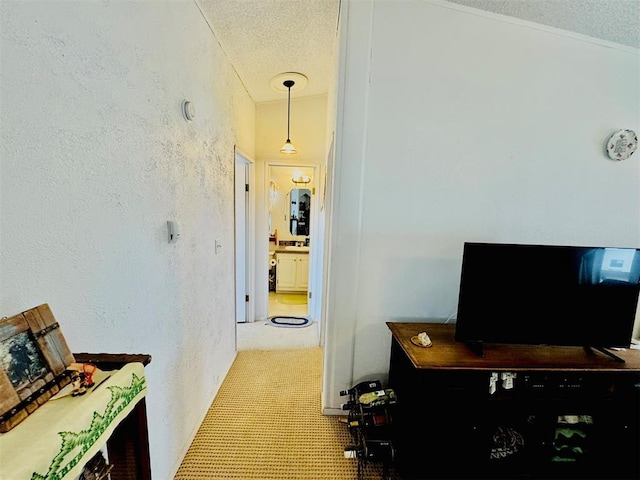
0 362 147 480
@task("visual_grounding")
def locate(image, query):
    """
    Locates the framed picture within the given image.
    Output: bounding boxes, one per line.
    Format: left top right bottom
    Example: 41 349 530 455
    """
0 304 75 432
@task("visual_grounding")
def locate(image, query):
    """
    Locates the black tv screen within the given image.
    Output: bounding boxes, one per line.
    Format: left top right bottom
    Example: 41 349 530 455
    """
454 242 640 349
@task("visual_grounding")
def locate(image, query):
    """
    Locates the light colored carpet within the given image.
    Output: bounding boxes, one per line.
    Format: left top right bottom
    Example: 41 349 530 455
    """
237 321 319 350
173 348 400 479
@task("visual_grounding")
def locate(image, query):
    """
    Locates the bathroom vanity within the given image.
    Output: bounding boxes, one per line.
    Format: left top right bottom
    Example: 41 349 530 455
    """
275 250 309 292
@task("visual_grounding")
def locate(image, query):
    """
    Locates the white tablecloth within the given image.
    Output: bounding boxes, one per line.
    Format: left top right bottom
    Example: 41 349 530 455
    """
0 362 147 480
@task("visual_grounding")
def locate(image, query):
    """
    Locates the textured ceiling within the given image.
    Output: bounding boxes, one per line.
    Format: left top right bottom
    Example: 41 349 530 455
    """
197 0 340 103
447 0 640 48
196 0 639 104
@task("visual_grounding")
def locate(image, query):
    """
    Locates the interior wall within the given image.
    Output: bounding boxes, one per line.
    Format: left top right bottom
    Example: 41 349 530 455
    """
0 2 255 479
324 0 640 411
256 95 329 161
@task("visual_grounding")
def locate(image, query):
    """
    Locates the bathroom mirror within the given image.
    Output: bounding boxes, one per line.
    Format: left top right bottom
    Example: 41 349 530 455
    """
289 188 311 236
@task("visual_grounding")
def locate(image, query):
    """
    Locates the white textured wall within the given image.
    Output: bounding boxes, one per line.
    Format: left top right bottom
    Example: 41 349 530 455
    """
324 0 640 411
0 1 254 479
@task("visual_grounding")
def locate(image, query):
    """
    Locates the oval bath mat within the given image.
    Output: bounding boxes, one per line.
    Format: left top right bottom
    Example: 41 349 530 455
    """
267 316 311 328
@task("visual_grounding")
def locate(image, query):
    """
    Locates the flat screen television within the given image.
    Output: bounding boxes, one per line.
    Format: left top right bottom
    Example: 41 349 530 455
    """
454 242 640 358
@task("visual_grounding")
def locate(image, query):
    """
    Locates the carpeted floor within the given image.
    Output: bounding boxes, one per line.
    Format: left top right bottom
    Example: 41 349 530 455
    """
174 348 401 479
237 321 319 350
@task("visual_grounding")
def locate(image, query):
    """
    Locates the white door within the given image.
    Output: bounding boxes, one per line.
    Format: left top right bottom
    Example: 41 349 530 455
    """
235 150 255 324
235 157 248 322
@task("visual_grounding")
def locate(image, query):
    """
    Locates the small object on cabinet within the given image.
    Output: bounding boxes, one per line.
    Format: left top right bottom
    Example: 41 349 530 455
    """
68 362 98 387
70 371 87 396
410 331 432 347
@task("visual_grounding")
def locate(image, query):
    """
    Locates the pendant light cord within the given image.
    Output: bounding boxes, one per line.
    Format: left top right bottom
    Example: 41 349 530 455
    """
284 79 295 141
279 79 296 154
287 86 291 140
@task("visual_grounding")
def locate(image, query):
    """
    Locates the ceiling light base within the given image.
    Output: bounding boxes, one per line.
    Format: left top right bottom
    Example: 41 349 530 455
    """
270 72 308 93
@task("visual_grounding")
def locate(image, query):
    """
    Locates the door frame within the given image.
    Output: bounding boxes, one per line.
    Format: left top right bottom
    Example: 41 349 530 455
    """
264 161 320 321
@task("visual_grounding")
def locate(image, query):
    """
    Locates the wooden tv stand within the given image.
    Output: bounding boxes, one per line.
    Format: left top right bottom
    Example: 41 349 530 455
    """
386 322 640 479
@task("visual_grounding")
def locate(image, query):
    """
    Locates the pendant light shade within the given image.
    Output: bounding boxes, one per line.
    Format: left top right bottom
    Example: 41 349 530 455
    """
280 79 297 154
280 139 296 154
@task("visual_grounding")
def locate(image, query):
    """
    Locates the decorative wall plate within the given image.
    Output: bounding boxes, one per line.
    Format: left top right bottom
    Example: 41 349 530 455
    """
607 129 637 161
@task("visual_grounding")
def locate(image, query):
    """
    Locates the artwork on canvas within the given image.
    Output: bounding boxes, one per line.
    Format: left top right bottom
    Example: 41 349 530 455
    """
0 331 50 394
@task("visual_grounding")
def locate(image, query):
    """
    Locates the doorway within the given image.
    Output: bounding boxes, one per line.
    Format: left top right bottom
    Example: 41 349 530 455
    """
266 163 319 320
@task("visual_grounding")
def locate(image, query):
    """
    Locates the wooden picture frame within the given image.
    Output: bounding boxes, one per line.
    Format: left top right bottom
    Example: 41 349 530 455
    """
0 304 75 432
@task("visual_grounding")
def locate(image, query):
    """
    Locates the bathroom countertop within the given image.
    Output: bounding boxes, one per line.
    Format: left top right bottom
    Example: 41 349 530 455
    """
274 247 309 254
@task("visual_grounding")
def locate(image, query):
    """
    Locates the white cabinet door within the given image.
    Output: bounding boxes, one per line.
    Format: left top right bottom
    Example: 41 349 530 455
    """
276 254 297 291
275 253 309 292
296 255 309 290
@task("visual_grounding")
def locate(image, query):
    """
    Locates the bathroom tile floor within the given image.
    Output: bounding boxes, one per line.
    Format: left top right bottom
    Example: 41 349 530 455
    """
268 292 308 317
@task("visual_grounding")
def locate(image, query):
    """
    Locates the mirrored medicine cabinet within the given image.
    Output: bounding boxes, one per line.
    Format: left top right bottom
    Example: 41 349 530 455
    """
289 188 311 236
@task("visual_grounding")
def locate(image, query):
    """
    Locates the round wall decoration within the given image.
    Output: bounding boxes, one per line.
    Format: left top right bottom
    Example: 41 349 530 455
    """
607 129 637 161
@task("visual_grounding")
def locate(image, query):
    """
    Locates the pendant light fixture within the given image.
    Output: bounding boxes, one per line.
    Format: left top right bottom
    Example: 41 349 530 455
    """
280 79 297 154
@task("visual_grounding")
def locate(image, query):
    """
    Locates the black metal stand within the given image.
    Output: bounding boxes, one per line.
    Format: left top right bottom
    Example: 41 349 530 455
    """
340 381 396 480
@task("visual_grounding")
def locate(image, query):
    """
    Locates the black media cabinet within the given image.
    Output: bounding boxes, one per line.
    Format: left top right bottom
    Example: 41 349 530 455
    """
387 322 640 479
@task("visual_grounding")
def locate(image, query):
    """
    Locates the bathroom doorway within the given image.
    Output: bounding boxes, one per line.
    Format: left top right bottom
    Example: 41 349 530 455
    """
267 163 319 319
